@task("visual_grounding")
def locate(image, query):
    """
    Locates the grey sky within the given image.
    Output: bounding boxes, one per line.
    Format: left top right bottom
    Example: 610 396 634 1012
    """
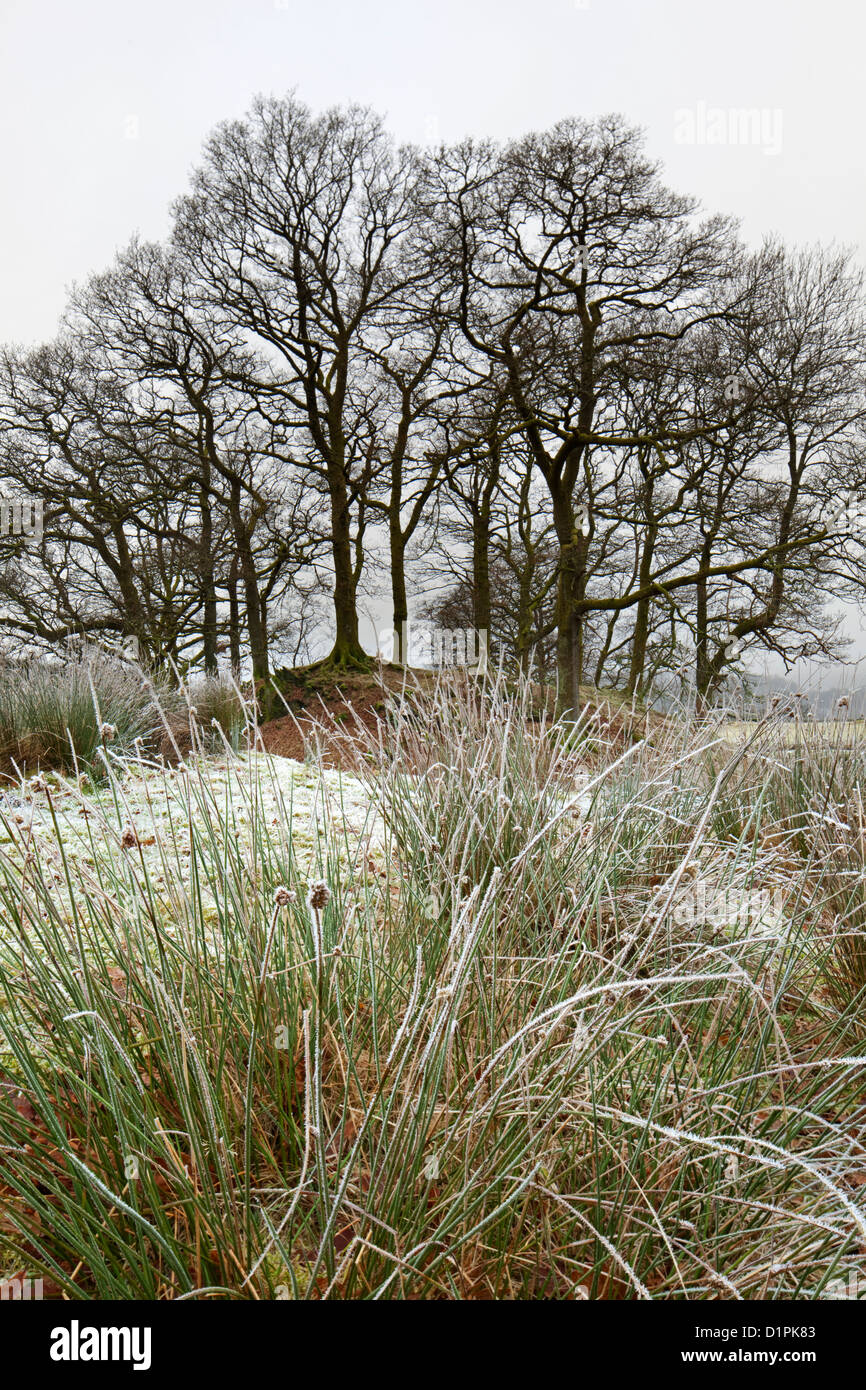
2 0 863 345
1 0 864 676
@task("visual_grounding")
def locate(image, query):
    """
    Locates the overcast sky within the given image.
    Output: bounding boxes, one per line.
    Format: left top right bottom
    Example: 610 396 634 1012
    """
2 0 863 345
1 0 864 676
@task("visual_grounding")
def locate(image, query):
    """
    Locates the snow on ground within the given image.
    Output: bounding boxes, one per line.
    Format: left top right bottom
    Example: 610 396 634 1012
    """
0 754 387 947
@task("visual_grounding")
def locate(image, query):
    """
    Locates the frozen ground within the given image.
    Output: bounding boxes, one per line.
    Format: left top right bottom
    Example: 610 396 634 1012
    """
0 754 387 957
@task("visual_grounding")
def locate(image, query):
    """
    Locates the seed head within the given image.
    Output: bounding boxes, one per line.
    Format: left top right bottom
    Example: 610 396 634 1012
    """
273 885 296 907
120 824 139 850
100 723 117 742
307 880 332 913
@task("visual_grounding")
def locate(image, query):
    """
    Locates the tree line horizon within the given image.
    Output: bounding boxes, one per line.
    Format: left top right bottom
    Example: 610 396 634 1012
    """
1 93 864 716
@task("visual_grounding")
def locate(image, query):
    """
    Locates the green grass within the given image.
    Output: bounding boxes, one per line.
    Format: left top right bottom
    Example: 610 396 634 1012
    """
0 671 863 1299
0 654 249 776
0 651 170 774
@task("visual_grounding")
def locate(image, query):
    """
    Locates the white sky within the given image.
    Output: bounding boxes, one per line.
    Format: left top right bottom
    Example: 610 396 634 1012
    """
2 0 863 345
1 0 864 674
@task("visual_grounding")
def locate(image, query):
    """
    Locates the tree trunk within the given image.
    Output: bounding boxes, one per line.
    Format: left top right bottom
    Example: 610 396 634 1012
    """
625 521 659 698
229 483 270 716
515 564 535 675
328 466 366 666
694 552 711 712
200 482 218 676
390 518 409 664
552 491 584 720
472 506 492 639
109 524 149 661
228 562 241 679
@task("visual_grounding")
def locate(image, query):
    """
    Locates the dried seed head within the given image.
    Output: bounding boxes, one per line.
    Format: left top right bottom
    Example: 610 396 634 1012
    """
120 824 139 850
29 774 48 793
838 696 850 709
307 880 331 913
100 723 117 742
273 885 296 907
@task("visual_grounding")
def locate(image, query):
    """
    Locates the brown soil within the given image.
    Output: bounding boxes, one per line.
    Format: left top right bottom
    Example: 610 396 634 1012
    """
259 688 385 768
257 665 659 773
258 666 413 771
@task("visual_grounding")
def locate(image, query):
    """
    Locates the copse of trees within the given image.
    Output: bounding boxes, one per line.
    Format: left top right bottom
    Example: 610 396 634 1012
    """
0 94 864 715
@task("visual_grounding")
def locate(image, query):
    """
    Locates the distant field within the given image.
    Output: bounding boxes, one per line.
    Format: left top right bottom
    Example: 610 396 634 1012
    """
719 718 866 744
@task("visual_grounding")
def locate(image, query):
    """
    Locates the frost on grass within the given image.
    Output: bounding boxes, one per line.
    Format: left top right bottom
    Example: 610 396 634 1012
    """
0 751 386 968
0 679 864 1300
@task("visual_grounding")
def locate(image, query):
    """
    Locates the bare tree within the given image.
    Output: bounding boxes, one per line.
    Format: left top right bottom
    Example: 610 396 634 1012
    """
434 116 742 715
173 95 439 668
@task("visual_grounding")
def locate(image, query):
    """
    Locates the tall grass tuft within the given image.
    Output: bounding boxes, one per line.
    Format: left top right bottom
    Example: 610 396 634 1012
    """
0 651 170 774
0 671 863 1299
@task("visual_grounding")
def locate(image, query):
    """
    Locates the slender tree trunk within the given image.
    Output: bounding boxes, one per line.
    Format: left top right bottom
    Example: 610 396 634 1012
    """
328 465 365 666
552 491 584 720
228 561 241 679
229 483 270 715
625 596 651 698
594 614 618 690
200 481 218 676
240 539 269 693
109 524 149 659
472 506 492 639
694 548 711 712
390 519 409 663
625 520 659 697
515 563 535 675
